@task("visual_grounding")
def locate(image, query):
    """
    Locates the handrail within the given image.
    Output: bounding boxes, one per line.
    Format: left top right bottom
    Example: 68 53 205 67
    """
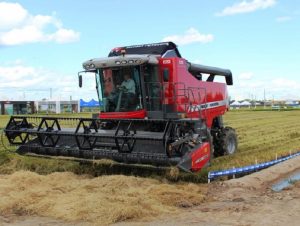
144 81 207 117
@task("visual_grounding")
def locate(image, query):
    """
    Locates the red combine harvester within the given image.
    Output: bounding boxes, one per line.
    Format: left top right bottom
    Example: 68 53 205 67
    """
5 42 237 172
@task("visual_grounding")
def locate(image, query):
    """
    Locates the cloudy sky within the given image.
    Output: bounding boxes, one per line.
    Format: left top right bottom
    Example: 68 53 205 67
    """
0 0 299 101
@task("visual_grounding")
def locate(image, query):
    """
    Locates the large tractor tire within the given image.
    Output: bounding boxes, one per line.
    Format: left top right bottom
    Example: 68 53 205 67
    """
213 127 238 157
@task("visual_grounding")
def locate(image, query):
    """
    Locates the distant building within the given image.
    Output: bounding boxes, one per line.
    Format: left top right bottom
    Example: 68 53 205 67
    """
35 100 80 114
263 101 273 106
254 101 263 106
0 101 35 115
285 100 299 107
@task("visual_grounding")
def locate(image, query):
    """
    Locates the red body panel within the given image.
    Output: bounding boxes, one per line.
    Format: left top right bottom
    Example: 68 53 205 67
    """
158 57 229 128
190 142 210 171
99 109 146 119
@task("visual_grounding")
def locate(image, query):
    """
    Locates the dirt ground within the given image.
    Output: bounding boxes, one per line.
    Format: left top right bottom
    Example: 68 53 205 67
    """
1 156 300 226
117 155 300 226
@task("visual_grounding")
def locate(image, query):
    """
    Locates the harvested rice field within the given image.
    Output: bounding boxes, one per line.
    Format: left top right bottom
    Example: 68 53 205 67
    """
0 171 206 225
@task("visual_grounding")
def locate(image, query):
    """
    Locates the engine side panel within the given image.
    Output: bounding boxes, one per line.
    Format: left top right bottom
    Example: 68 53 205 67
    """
159 58 229 128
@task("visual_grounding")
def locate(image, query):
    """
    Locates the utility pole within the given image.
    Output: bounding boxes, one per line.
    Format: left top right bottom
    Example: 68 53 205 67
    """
50 88 52 99
264 89 266 109
70 95 72 113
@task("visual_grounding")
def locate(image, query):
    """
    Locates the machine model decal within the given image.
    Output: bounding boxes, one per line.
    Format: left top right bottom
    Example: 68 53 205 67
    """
188 99 228 112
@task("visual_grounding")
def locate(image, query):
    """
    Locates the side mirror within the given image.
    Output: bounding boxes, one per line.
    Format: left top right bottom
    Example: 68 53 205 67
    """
225 75 233 85
163 68 169 82
78 75 82 88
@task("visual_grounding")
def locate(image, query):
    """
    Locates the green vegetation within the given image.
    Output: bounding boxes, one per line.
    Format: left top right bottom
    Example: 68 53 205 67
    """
1 110 300 182
216 110 300 170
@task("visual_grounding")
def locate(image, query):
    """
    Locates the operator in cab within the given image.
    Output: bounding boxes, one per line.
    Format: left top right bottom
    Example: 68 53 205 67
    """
119 74 135 95
117 74 136 109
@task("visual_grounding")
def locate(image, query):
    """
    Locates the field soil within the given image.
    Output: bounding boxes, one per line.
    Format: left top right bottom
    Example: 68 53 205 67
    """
1 156 300 226
117 155 300 226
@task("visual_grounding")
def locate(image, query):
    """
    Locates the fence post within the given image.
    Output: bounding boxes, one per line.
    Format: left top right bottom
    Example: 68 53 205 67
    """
232 166 235 179
255 159 258 171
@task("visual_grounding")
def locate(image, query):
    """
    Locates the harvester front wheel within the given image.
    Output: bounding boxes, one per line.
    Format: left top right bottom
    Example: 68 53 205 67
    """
213 127 237 157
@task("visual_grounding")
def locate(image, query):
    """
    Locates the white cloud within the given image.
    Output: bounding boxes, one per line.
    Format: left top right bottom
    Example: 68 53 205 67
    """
0 2 27 29
238 72 254 80
49 28 80 43
0 62 96 101
0 2 79 46
276 16 292 22
191 59 202 64
229 72 300 101
216 0 276 16
162 28 214 45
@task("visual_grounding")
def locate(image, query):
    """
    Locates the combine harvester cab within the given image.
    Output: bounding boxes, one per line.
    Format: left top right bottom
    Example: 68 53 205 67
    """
5 42 237 172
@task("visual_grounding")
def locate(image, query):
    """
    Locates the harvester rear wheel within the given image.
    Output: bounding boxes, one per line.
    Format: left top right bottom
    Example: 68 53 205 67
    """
213 127 237 157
